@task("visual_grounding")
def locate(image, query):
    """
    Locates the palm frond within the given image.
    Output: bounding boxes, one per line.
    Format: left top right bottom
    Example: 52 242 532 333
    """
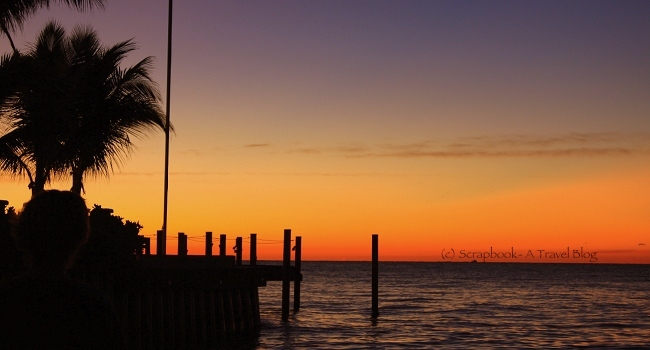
1 0 104 34
0 129 34 181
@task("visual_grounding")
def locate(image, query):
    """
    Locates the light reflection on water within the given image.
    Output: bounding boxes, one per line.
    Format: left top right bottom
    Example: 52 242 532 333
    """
252 262 650 349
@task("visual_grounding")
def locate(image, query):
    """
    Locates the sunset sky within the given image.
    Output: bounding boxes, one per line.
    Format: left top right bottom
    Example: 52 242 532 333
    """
1 0 649 263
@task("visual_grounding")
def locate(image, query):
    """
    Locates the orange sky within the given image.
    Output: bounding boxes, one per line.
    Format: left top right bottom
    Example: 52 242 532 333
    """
1 1 650 264
3 145 648 263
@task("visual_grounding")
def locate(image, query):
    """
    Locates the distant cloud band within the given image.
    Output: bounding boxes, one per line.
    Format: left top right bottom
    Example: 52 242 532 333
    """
357 147 632 158
181 132 650 160
289 132 650 159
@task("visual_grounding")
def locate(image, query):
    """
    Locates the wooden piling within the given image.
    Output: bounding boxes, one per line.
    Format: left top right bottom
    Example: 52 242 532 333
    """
282 229 291 321
251 287 261 328
155 292 164 348
372 234 379 318
250 233 257 266
188 290 197 347
222 290 234 334
205 232 213 256
157 230 166 256
207 290 217 346
219 234 226 256
177 290 186 347
233 289 244 332
235 237 243 266
214 289 226 335
196 291 206 348
145 292 153 349
144 237 151 255
293 236 302 312
166 289 175 347
178 232 187 256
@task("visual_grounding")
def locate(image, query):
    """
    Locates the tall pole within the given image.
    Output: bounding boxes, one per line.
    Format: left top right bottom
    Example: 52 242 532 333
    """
162 0 173 235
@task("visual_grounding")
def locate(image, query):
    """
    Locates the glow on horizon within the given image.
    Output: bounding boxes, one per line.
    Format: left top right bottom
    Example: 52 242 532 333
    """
1 1 649 264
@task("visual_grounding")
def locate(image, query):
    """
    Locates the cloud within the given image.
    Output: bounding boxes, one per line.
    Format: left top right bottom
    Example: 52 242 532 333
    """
236 132 650 160
367 147 631 158
169 171 233 176
342 132 650 159
180 149 202 156
283 143 370 156
114 172 158 177
115 171 234 177
449 133 625 149
337 144 371 155
288 148 322 155
175 146 224 157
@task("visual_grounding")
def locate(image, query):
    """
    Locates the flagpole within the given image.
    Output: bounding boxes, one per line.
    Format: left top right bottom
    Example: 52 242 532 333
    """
163 0 173 237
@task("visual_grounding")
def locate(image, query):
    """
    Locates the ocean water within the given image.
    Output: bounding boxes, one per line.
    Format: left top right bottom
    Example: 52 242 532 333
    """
252 262 649 349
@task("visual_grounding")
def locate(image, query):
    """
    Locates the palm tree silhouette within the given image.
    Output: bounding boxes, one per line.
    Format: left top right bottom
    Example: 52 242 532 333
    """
61 25 168 195
1 0 104 53
0 23 72 197
0 22 168 196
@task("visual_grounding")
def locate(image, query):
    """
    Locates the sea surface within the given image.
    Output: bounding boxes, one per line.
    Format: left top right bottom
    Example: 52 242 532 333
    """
247 262 650 349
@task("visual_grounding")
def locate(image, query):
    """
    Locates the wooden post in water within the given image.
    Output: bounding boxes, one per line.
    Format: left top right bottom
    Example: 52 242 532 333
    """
219 234 226 256
235 237 243 266
205 232 213 256
157 229 166 256
372 234 379 318
250 233 257 266
282 229 291 321
178 232 187 256
293 236 302 312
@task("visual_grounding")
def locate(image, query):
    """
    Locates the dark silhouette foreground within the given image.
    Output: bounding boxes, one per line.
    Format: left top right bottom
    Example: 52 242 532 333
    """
0 190 125 349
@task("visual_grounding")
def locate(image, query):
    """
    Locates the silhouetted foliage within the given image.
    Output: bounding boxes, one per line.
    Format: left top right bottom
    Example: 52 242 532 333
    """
1 0 105 52
0 199 146 278
0 200 19 278
73 204 147 274
0 191 126 349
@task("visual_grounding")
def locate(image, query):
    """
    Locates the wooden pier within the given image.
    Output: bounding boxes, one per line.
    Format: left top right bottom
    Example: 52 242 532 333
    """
88 231 302 349
0 200 303 348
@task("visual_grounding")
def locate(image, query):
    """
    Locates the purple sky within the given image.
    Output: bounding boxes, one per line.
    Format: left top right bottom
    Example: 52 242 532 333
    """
2 1 649 259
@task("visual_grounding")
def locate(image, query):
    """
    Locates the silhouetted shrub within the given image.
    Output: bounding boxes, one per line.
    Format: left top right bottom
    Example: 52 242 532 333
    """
74 204 147 274
0 201 19 278
1 201 146 278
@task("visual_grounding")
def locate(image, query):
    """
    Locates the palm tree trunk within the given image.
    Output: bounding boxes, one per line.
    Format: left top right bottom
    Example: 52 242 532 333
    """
31 167 47 197
70 168 83 195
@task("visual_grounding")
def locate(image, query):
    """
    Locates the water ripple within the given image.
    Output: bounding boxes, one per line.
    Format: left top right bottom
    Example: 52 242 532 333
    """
255 263 650 349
